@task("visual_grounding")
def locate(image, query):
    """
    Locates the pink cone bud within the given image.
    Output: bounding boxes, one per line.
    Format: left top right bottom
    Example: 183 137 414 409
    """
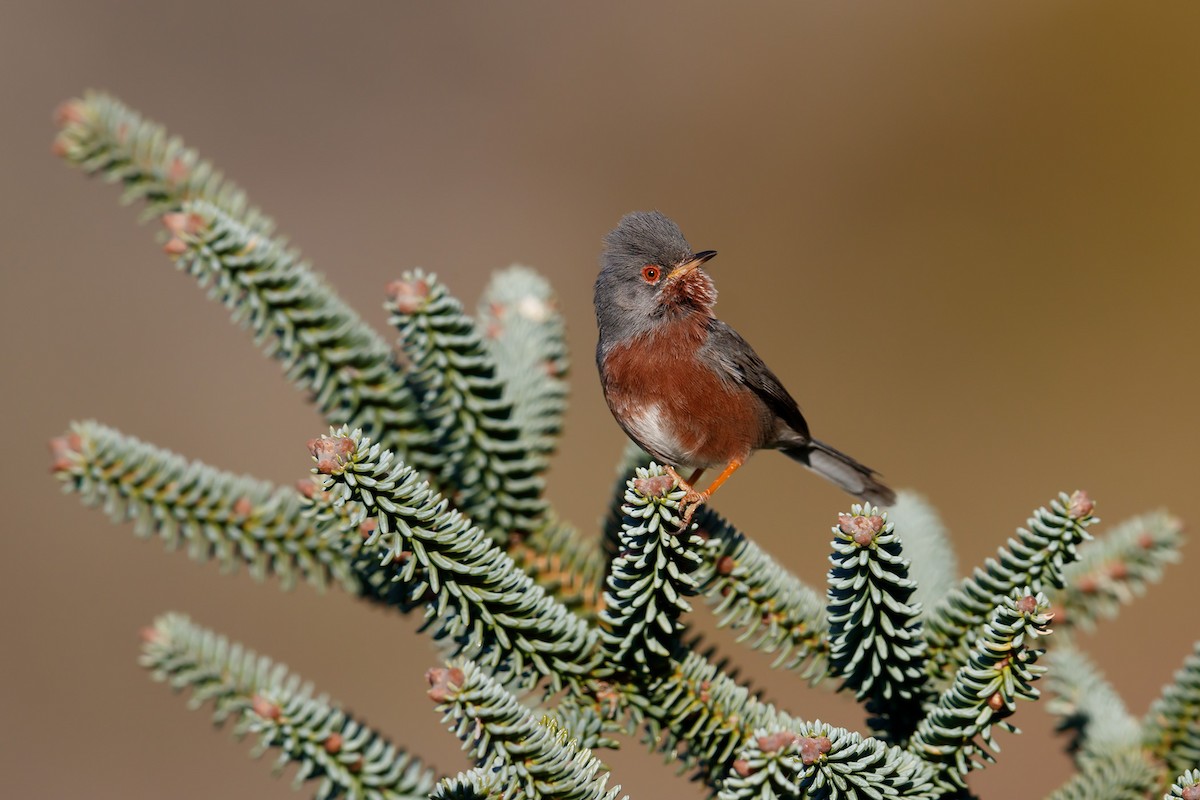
987 692 1005 711
163 237 188 256
1077 575 1099 594
798 735 832 765
167 157 189 184
1106 561 1128 580
139 626 162 644
1068 490 1094 519
251 695 281 720
756 731 797 753
425 667 465 703
838 513 881 545
716 555 735 576
1016 595 1038 615
1181 784 1200 800
634 474 674 498
50 137 70 157
232 497 253 519
386 278 430 314
1137 531 1155 549
49 434 81 472
323 733 343 754
53 100 86 127
359 518 377 539
308 436 355 474
161 211 205 237
732 759 754 777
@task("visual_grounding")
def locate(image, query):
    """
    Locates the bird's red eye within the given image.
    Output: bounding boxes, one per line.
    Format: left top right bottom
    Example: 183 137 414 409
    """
641 265 661 283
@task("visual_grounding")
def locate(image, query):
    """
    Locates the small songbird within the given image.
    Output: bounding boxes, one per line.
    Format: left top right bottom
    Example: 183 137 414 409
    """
594 211 895 524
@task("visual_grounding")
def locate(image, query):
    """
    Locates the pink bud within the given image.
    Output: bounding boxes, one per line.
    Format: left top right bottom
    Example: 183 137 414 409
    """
716 555 735 576
1068 490 1094 519
732 759 754 777
756 731 797 753
323 733 343 754
251 695 281 720
1181 784 1200 800
232 497 253 519
49 434 81 472
797 735 831 765
163 237 188 256
53 100 86 127
425 667 465 703
633 474 675 498
308 436 355 474
1016 595 1038 615
386 278 430 314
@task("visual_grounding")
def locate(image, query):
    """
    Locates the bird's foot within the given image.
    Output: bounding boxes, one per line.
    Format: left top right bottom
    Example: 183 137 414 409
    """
664 465 707 529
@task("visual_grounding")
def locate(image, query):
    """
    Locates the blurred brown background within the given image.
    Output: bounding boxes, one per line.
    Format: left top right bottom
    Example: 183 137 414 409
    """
2 2 1198 797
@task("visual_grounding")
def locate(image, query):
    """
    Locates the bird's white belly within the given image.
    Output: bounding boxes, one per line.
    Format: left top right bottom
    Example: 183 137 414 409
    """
622 403 697 467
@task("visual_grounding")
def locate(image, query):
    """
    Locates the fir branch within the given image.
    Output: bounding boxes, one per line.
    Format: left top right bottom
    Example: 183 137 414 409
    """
308 429 598 689
912 591 1054 789
1056 509 1183 631
826 505 928 744
886 491 961 612
163 200 421 455
387 270 546 539
50 420 356 593
508 515 608 620
426 662 626 800
1143 640 1200 783
601 443 652 563
477 265 569 467
639 651 937 795
52 91 270 229
140 613 436 800
924 491 1097 681
1167 768 1200 800
1042 750 1159 800
598 464 704 675
717 725 938 800
1043 645 1141 758
697 505 830 682
430 761 527 800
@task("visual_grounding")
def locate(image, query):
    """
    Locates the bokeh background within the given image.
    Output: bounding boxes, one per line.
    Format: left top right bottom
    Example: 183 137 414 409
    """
2 2 1198 797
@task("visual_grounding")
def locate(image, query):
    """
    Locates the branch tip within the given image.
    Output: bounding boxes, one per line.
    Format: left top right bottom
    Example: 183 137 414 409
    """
385 278 430 313
426 667 465 703
307 435 355 474
1068 490 1095 519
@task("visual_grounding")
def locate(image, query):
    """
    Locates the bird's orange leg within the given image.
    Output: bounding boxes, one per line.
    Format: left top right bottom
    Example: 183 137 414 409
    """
677 458 744 527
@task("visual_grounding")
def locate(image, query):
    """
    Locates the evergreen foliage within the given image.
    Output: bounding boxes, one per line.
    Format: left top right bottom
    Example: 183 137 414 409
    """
427 661 625 800
598 464 704 675
912 591 1053 789
1057 509 1183 631
306 429 598 689
387 270 546 538
51 420 357 593
826 505 927 744
50 92 1198 800
923 492 1097 681
1144 641 1200 783
141 613 437 800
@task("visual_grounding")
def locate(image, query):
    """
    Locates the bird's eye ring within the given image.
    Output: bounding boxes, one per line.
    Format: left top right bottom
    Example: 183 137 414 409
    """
641 265 661 284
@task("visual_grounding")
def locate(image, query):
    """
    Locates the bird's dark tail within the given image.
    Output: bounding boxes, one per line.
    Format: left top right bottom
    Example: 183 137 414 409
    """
779 438 896 507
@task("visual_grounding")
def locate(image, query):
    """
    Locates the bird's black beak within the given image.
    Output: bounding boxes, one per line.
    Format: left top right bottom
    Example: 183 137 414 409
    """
667 250 718 282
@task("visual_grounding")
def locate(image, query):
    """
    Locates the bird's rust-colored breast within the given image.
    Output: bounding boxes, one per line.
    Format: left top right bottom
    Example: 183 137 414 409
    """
601 315 770 468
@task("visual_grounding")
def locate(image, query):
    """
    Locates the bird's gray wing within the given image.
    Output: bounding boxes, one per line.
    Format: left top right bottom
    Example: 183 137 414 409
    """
699 319 811 442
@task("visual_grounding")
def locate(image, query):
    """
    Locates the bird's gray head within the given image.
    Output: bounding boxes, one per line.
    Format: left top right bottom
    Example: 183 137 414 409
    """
594 211 718 348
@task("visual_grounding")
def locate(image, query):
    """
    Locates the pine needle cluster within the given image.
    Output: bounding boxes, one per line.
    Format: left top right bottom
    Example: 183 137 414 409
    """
50 91 1198 799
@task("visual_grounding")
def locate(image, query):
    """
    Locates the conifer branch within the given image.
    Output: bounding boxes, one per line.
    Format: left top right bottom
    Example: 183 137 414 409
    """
477 265 569 468
697 505 830 681
1056 509 1183 631
601 443 652 563
1041 750 1159 800
387 270 547 539
598 465 703 675
912 591 1054 789
1167 768 1200 800
924 491 1096 681
1044 645 1141 758
308 429 598 689
717 725 938 800
886 492 961 612
163 200 422 455
1143 641 1200 783
52 91 271 229
826 505 928 744
141 613 437 800
425 662 626 800
430 762 525 800
51 420 357 593
639 651 937 795
510 515 608 620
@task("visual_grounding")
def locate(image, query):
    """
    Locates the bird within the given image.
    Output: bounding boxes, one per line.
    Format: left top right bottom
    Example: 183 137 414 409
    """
594 210 895 525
